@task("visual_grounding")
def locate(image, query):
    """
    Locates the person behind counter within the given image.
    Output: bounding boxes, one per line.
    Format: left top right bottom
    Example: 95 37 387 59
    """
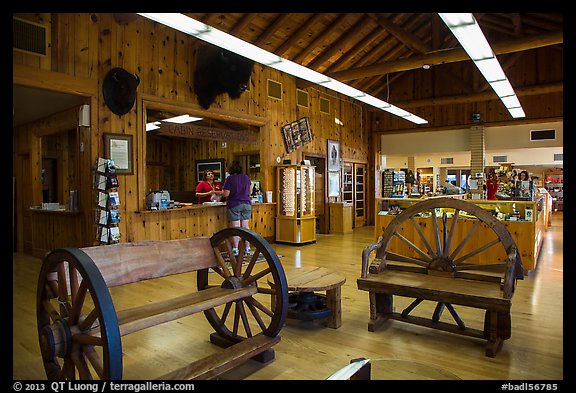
486 167 499 200
518 170 530 181
222 160 253 256
195 170 223 204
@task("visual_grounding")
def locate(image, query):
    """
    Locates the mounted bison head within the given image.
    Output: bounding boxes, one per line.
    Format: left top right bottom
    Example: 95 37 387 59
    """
194 44 254 109
102 67 140 116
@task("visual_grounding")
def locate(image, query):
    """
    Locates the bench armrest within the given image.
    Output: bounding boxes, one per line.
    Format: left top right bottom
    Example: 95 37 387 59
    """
361 242 382 278
503 246 523 299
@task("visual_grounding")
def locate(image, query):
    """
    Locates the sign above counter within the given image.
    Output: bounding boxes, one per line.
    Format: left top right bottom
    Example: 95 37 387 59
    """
155 122 258 144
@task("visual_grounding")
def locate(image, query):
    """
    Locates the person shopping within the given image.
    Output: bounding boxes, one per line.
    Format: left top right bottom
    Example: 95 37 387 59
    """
486 168 499 200
222 161 253 257
195 170 223 204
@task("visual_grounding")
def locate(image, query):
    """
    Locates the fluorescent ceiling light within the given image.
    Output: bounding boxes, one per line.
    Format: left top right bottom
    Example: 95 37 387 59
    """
139 13 427 125
438 13 525 119
146 121 161 131
163 114 203 123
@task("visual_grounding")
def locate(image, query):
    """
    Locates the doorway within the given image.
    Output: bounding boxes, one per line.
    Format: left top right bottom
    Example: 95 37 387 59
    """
304 154 327 234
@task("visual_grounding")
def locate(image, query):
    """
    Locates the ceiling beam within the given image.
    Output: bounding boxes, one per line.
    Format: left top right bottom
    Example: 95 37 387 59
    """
366 13 431 53
390 81 563 108
328 30 563 81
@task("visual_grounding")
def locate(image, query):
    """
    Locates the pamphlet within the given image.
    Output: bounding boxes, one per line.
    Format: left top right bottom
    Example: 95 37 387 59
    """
98 192 108 208
109 226 121 242
99 210 108 225
109 191 120 206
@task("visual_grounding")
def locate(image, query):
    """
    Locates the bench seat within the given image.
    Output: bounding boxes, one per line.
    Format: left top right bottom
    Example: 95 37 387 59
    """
357 270 510 313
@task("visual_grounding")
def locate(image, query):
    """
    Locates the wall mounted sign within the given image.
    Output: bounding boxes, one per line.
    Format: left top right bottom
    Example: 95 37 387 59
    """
281 117 313 153
156 123 258 144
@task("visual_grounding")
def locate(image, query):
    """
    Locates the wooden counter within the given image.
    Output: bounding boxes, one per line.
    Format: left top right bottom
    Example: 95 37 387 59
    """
130 203 276 243
329 202 353 234
374 195 548 272
29 209 86 258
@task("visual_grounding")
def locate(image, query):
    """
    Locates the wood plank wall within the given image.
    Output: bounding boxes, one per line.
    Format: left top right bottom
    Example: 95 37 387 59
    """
13 13 369 250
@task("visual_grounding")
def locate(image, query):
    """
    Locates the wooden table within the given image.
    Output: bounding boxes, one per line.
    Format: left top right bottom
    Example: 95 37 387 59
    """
269 266 346 329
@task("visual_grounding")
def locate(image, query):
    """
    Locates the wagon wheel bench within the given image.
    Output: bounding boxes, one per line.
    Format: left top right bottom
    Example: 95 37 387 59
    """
357 197 524 357
36 227 288 380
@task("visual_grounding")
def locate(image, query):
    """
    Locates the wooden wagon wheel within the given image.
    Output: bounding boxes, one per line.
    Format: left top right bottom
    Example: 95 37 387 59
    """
37 248 122 380
197 227 288 343
372 197 523 281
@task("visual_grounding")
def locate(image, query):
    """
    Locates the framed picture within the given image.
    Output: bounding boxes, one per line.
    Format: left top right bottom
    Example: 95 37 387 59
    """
281 123 296 153
196 159 225 183
327 139 340 172
104 133 133 174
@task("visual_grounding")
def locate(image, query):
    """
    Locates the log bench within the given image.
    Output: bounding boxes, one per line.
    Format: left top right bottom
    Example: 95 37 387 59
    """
357 197 524 357
36 227 288 380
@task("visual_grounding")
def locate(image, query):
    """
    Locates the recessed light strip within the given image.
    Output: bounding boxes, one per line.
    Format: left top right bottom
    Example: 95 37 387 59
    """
438 13 525 119
138 13 428 125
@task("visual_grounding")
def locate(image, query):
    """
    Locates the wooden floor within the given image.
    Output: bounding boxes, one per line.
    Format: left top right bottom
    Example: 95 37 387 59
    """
13 213 563 380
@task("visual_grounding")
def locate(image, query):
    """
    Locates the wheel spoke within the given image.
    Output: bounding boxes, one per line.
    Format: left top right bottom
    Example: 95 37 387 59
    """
244 298 267 330
220 302 233 326
256 286 275 295
43 299 61 322
69 266 80 301
409 217 435 256
212 247 232 278
82 346 104 379
235 243 247 277
78 308 99 331
73 334 103 346
232 303 240 335
236 301 252 337
392 232 433 261
62 357 76 379
242 250 261 279
444 209 460 257
57 263 71 317
385 251 429 267
70 350 93 380
244 296 274 318
242 267 271 286
430 209 443 255
453 238 503 265
449 219 482 260
69 280 89 325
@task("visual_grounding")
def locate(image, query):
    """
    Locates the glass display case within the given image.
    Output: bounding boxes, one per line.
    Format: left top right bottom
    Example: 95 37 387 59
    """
275 165 316 244
374 194 549 272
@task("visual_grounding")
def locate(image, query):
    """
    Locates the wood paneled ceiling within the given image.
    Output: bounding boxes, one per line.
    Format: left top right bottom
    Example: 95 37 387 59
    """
184 13 563 123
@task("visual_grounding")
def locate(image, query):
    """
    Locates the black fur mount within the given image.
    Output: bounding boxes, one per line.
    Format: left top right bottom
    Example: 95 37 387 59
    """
194 44 254 109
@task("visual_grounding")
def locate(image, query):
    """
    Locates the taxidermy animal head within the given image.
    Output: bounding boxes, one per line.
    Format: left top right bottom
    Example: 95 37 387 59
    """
103 67 140 116
194 44 254 109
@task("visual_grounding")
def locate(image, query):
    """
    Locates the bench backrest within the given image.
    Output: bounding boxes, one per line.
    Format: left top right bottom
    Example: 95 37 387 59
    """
80 237 218 288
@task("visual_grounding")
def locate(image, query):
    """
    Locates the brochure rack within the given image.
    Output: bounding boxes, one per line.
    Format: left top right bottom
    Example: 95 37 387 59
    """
95 158 121 244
